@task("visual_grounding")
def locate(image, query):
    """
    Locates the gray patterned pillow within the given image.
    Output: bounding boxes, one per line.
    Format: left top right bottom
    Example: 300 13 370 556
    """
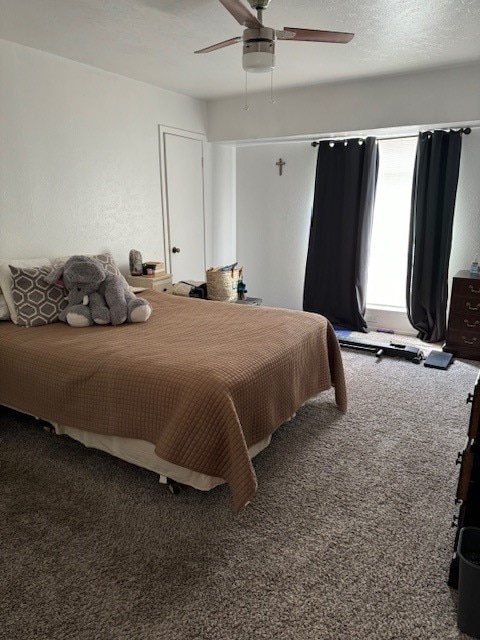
9 265 67 327
94 253 128 285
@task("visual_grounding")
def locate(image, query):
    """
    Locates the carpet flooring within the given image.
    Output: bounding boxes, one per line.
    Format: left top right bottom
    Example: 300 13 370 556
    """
1 345 479 640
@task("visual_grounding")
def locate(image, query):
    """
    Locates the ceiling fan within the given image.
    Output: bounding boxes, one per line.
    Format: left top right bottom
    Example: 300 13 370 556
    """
194 0 354 73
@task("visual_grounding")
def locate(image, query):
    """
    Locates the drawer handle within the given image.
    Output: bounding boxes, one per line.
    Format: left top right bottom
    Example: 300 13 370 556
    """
469 284 480 294
466 302 480 311
464 319 480 328
462 336 478 345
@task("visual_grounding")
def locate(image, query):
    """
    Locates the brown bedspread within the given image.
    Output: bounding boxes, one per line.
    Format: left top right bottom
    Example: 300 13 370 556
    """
0 292 346 510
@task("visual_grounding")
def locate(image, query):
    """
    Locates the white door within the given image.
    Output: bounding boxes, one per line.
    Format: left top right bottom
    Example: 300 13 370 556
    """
160 128 206 282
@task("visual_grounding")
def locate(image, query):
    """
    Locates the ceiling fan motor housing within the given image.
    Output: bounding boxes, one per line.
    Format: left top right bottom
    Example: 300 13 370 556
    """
242 27 275 72
246 0 272 9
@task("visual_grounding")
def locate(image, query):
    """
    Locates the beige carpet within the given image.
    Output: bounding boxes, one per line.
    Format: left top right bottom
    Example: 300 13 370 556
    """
1 343 479 640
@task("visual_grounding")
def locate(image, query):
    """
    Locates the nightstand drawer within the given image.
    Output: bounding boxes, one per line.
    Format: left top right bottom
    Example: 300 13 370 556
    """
448 314 480 333
446 329 480 349
126 274 173 293
444 329 480 359
450 295 480 316
151 279 173 294
452 278 480 298
456 446 476 502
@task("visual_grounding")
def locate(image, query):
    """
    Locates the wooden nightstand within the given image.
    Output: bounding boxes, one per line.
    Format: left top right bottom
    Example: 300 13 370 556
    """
444 271 480 361
126 273 173 294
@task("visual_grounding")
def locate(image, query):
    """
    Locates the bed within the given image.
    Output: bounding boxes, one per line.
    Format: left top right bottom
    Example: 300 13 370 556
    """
0 289 347 510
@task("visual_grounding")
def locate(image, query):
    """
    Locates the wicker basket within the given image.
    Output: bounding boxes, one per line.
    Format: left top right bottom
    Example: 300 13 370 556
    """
206 267 239 302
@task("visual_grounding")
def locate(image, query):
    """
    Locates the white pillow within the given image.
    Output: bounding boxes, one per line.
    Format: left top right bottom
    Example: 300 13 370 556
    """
0 293 10 321
0 258 51 324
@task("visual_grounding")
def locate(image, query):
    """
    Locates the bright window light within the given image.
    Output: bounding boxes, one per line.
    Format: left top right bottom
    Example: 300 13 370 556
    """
366 137 418 310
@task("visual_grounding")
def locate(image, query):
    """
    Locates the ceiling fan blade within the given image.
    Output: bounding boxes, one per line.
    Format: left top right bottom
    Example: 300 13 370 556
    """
194 36 243 54
219 0 262 28
278 28 354 44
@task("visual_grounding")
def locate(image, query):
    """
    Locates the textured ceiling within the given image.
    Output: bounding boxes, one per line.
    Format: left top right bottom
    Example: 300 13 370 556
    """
0 0 479 101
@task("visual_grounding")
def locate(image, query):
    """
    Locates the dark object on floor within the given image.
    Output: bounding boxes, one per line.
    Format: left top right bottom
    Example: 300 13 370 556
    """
179 281 208 299
338 337 424 363
237 278 247 300
448 554 460 589
423 350 454 370
189 282 207 299
235 297 262 306
457 527 480 637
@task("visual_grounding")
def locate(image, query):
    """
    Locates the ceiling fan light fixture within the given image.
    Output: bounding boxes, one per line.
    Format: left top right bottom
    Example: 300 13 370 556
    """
243 50 275 73
242 29 275 73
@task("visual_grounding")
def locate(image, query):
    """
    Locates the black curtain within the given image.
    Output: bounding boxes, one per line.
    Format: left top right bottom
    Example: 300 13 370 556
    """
303 137 379 331
406 130 462 342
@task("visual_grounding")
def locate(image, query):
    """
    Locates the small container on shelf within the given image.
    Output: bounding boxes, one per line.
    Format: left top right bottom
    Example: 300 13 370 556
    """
470 255 479 276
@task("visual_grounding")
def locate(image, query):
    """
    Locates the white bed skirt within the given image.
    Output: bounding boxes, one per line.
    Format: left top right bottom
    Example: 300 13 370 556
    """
5 402 276 492
51 422 271 492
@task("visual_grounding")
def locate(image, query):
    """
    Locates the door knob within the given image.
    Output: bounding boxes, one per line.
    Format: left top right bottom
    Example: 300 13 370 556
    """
172 247 181 254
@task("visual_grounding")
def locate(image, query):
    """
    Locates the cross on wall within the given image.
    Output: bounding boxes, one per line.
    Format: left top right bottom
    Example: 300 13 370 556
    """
276 158 286 176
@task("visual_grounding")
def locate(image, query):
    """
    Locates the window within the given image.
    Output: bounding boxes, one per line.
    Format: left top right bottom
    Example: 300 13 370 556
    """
366 137 418 310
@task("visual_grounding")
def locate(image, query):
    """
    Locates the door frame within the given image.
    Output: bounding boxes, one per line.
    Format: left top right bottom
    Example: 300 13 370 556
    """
158 125 207 277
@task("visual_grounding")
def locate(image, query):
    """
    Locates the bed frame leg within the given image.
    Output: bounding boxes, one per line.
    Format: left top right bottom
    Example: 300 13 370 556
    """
159 475 181 495
35 417 55 434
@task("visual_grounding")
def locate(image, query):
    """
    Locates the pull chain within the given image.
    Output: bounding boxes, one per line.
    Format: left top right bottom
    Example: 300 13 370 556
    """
244 72 249 111
242 70 277 109
269 69 276 104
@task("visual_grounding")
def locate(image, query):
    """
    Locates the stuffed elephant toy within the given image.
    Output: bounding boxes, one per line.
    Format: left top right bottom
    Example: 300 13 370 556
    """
45 255 152 327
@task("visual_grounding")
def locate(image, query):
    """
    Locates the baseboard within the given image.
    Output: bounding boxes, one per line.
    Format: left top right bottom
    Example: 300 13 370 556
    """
365 306 416 336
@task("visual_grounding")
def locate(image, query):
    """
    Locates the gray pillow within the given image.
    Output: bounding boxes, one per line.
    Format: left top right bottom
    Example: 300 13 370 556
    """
9 265 67 327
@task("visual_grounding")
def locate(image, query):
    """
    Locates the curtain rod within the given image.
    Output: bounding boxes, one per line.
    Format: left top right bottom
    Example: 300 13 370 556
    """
310 126 472 147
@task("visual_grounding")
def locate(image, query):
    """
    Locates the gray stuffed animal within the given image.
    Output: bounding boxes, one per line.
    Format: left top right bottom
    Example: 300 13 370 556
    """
45 255 152 327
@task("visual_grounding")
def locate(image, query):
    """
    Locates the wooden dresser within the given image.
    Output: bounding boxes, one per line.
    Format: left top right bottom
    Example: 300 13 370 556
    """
449 372 480 587
444 271 480 361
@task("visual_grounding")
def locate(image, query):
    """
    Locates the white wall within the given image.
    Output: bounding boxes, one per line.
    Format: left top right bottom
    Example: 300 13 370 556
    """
450 129 480 278
210 144 236 266
236 142 315 308
0 38 207 273
208 62 480 142
235 130 480 329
